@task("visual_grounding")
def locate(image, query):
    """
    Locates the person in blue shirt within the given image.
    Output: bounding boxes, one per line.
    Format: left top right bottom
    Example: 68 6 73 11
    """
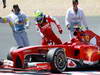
0 4 30 48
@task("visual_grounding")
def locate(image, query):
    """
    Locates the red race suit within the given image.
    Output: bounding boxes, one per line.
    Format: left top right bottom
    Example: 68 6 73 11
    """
35 15 62 45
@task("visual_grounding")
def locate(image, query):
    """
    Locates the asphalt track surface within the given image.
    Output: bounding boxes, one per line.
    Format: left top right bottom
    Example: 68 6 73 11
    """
0 16 100 74
0 69 100 75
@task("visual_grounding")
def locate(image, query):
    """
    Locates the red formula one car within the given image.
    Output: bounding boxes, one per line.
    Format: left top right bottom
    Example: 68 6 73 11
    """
1 29 100 73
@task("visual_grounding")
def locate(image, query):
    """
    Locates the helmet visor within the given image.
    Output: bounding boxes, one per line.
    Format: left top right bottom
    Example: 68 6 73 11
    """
35 16 43 24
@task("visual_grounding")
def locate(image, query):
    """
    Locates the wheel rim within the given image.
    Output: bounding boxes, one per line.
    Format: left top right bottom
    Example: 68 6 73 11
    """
54 51 66 71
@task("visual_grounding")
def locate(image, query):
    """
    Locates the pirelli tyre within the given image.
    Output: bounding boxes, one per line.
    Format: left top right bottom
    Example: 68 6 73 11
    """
47 48 67 73
15 56 23 68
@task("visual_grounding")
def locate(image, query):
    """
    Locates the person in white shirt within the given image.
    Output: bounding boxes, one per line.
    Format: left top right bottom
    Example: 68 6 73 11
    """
65 0 88 39
0 4 30 48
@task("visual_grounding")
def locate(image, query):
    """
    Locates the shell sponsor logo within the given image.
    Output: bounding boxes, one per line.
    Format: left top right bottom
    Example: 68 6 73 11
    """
23 49 32 53
86 48 95 61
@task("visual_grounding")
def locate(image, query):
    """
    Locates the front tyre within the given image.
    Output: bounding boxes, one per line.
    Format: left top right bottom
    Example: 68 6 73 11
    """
47 48 67 73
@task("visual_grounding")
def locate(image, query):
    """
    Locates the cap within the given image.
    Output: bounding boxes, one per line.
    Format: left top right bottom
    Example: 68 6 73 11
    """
72 0 78 3
13 4 19 9
13 4 20 11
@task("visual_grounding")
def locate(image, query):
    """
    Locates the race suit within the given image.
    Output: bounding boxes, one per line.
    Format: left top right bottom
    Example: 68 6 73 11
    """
0 12 30 47
65 7 88 39
35 15 62 45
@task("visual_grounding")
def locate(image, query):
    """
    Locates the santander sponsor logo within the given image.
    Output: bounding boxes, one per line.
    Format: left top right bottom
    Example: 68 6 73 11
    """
67 59 77 68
